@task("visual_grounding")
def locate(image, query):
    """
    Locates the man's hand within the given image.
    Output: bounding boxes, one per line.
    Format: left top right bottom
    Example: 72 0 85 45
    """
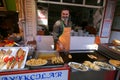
57 40 64 50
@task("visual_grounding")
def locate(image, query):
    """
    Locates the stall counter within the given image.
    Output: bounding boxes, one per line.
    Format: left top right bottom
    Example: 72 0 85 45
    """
0 64 70 80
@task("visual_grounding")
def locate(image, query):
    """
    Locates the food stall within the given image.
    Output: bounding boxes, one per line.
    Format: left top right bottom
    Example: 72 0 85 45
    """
0 46 119 80
0 64 70 80
0 42 120 80
0 46 71 80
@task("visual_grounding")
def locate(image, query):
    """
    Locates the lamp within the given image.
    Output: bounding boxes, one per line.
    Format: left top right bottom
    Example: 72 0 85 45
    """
97 0 101 4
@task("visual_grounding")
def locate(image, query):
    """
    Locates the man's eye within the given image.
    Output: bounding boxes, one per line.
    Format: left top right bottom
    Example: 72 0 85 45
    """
63 13 69 15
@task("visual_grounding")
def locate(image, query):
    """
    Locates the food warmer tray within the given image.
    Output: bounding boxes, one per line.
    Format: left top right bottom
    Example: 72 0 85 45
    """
60 50 119 80
98 43 120 60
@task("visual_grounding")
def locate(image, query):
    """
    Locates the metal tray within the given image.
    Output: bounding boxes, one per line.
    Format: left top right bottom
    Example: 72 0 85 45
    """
35 50 59 60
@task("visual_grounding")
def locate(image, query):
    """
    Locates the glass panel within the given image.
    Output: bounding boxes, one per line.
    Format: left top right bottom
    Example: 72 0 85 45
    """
63 0 72 3
47 0 60 2
36 1 103 36
86 0 103 6
37 3 49 35
75 0 83 4
63 0 83 4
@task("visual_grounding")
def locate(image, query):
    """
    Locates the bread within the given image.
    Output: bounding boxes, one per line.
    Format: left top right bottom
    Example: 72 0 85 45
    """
87 54 98 60
16 48 26 68
112 39 120 46
0 59 5 69
83 61 100 71
26 58 47 66
109 59 120 68
51 56 64 64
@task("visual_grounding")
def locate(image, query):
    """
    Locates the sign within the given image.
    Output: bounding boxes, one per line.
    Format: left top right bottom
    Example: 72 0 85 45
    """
100 0 116 38
101 20 112 37
0 70 69 80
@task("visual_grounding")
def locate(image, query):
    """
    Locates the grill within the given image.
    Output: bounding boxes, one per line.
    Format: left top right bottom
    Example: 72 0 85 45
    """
59 46 119 80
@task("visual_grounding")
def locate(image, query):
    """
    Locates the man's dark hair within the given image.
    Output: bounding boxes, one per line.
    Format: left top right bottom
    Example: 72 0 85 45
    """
61 7 70 12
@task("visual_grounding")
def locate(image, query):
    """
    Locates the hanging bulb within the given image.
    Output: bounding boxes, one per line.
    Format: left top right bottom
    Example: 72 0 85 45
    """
97 0 101 4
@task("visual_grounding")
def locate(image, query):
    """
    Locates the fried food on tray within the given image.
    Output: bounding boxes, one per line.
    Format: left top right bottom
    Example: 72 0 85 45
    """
0 49 13 69
69 62 80 69
112 39 120 46
87 54 98 60
0 51 4 59
38 53 56 60
10 48 26 69
26 58 47 66
0 59 5 69
83 61 92 65
6 56 15 69
68 54 72 59
6 49 12 56
94 61 116 70
68 62 89 71
51 56 64 64
15 48 26 68
83 61 100 71
109 59 120 68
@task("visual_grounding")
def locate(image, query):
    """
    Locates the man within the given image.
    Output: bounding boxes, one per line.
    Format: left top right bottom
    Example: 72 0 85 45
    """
53 9 72 51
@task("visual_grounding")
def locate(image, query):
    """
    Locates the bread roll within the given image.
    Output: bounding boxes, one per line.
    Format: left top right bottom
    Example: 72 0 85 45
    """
109 59 120 68
112 39 120 46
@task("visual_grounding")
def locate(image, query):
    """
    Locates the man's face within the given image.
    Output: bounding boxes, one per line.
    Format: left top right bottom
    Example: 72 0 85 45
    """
61 10 70 19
